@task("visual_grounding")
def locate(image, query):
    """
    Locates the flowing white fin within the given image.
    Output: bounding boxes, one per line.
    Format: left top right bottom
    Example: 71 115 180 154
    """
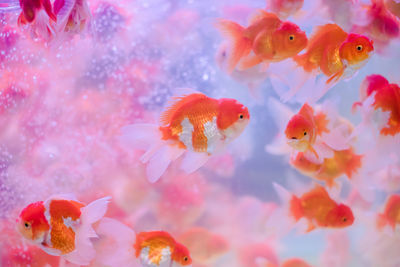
94 217 137 267
180 151 210 174
63 197 111 265
54 0 76 30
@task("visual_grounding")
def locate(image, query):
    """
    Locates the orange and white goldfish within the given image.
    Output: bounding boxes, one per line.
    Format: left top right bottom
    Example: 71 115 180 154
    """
376 194 400 230
53 0 91 35
215 9 307 72
295 24 374 84
291 148 363 187
353 74 400 136
17 195 111 265
275 184 354 232
178 227 229 264
266 0 304 19
352 0 399 51
121 92 250 183
385 0 400 18
134 231 192 267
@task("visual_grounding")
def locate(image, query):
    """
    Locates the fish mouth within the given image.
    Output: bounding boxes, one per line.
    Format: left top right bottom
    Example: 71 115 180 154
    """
287 139 308 151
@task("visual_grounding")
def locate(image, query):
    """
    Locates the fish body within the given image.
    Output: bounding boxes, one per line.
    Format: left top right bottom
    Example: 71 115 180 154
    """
377 194 400 230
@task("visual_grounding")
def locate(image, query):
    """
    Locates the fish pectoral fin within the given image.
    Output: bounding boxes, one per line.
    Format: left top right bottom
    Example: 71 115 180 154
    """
237 55 263 70
306 221 316 232
326 68 344 84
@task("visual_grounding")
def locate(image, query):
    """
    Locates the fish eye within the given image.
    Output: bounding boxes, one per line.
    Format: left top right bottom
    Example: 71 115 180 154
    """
238 114 244 119
289 35 295 41
303 132 307 136
291 137 297 140
24 222 30 228
356 45 363 51
183 256 188 261
342 217 347 222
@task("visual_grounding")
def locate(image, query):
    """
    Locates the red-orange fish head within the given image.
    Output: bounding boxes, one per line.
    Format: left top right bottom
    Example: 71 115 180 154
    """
339 34 374 67
172 242 192 265
272 22 308 60
285 114 314 151
18 201 49 242
326 204 354 228
217 98 250 138
359 74 389 100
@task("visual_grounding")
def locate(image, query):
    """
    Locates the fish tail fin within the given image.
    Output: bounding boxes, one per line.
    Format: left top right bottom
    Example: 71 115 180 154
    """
290 195 303 221
43 0 57 22
63 197 111 265
376 213 387 230
215 19 252 73
293 53 314 73
93 218 136 267
120 124 185 183
33 9 56 40
345 152 363 179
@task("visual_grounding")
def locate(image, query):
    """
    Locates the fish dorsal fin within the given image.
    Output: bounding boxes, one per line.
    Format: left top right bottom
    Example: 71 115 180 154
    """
248 9 280 25
160 93 208 126
309 24 346 41
309 184 330 198
298 103 315 121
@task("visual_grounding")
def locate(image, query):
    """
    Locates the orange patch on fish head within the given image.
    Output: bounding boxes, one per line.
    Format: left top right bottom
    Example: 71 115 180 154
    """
18 201 49 242
217 99 250 138
285 114 313 151
339 34 374 67
172 242 192 265
272 22 308 60
326 204 354 228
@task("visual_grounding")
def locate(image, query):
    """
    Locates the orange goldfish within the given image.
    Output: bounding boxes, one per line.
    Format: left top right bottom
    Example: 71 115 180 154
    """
285 103 330 160
134 231 192 267
17 195 110 265
376 194 400 230
285 185 354 231
353 74 400 136
291 148 363 187
294 24 374 84
121 92 250 183
385 0 400 18
216 10 307 72
266 258 312 267
266 0 304 19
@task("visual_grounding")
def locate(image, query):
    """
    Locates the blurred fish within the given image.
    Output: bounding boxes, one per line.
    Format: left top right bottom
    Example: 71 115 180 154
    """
272 23 373 102
353 74 400 136
178 227 229 265
266 0 304 19
291 148 363 188
53 0 91 35
352 0 400 52
121 92 250 183
215 9 307 72
134 231 192 267
376 194 400 230
274 183 354 232
238 242 279 267
17 194 110 265
385 0 400 18
279 258 313 267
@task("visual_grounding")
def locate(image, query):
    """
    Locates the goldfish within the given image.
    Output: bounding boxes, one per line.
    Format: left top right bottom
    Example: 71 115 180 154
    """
17 195 111 265
376 194 400 230
53 0 91 35
352 0 399 51
134 231 192 267
215 9 307 72
291 148 363 187
178 227 229 264
275 184 354 232
266 0 304 19
121 92 250 183
295 24 374 84
385 0 400 18
353 74 400 136
278 258 312 267
0 0 58 40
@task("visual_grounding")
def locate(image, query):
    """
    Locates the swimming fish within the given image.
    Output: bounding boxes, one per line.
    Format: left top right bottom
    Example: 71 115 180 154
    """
294 23 374 84
134 231 192 267
275 183 354 232
353 74 400 136
285 103 330 158
291 148 363 187
17 195 111 265
376 194 400 230
385 0 400 18
215 9 307 72
121 92 250 183
266 0 304 19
